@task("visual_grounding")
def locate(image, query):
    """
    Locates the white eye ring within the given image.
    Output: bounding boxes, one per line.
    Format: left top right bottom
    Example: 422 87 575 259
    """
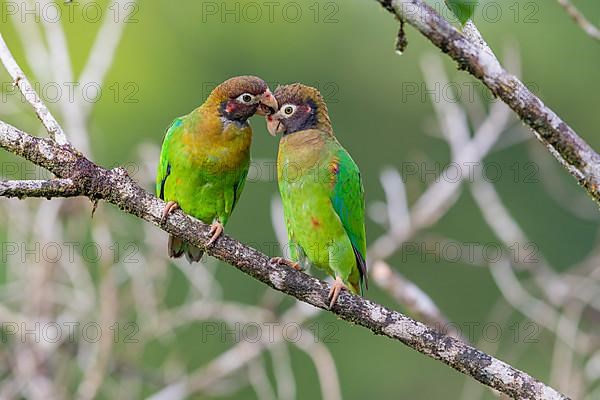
237 93 255 104
281 104 296 117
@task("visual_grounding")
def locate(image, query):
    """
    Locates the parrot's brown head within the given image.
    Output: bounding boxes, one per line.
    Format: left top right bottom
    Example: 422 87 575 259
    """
209 76 277 123
266 83 332 136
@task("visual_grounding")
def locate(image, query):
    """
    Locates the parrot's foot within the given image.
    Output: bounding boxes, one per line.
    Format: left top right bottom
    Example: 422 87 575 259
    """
269 257 302 271
328 277 347 309
206 221 224 247
161 201 179 225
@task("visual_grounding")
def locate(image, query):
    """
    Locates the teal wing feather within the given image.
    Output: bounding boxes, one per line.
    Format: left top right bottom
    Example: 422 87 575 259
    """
329 145 368 290
156 117 185 199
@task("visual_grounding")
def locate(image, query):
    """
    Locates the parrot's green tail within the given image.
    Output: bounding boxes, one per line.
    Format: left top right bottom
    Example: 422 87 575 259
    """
168 235 204 263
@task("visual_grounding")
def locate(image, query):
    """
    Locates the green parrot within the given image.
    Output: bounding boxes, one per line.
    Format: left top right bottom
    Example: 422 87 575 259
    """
156 76 277 262
266 83 367 308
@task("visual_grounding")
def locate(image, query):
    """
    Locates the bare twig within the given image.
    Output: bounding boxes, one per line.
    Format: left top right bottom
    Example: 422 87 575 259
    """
556 0 600 42
0 33 69 146
364 51 512 334
0 179 79 198
79 0 137 118
7 4 50 82
76 222 119 400
371 260 452 331
148 302 321 400
376 0 600 205
418 41 598 398
293 330 342 400
368 88 509 262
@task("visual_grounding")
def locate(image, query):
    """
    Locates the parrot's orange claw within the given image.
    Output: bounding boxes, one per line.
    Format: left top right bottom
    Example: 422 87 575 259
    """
161 201 179 225
269 257 302 271
206 221 224 247
327 277 347 309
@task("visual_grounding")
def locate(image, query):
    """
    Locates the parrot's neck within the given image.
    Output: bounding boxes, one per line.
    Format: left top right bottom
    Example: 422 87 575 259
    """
220 116 250 130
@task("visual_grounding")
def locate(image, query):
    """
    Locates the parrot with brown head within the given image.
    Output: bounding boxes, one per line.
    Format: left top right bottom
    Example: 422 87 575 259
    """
157 75 277 262
267 83 367 308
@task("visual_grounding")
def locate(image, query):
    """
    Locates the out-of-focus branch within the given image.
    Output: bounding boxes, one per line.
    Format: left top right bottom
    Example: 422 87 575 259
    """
0 34 69 146
376 0 600 205
368 73 509 262
365 167 456 333
79 0 136 118
556 0 600 42
365 48 512 336
371 260 451 329
149 303 325 400
417 41 598 397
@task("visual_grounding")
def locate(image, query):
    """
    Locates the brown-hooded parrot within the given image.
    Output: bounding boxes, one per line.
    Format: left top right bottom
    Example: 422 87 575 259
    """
266 83 367 308
156 76 277 262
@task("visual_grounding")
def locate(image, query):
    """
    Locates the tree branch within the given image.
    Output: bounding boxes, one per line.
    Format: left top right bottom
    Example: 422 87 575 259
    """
0 179 79 198
376 0 600 205
556 0 600 42
371 260 453 331
0 34 69 146
0 119 570 400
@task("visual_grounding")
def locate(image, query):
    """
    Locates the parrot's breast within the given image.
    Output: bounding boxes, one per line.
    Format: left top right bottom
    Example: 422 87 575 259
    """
277 130 354 277
163 114 252 224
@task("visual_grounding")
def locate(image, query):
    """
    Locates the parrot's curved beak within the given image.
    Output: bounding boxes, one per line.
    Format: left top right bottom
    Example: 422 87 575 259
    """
266 113 284 136
256 89 278 116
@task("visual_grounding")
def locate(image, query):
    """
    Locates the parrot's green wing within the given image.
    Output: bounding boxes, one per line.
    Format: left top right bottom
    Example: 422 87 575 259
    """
156 117 184 199
329 145 368 291
231 160 249 213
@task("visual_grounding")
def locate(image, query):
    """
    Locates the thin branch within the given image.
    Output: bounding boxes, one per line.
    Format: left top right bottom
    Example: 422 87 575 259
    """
368 91 509 262
79 0 137 118
34 1 89 155
376 0 600 205
269 345 297 400
556 0 600 42
148 302 320 399
247 358 277 400
365 53 511 335
0 179 80 198
371 260 453 332
7 7 50 82
37 0 74 86
0 34 69 146
76 223 119 400
470 175 595 353
293 331 342 400
0 120 570 400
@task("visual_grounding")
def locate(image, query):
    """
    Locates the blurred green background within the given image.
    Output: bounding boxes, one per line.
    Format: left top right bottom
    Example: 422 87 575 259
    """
1 0 600 399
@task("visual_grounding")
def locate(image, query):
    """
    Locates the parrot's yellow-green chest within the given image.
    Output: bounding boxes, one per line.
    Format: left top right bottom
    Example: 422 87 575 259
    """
277 130 355 280
158 111 253 226
277 130 327 182
182 118 252 173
